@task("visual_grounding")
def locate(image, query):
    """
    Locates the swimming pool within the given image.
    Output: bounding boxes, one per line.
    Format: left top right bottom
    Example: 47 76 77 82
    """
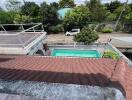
51 49 100 58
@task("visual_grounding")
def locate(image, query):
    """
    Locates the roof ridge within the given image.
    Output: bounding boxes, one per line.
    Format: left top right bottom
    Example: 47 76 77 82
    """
109 58 128 97
110 58 127 84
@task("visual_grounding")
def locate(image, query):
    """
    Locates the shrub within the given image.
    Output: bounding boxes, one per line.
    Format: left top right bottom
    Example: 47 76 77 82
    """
115 22 122 32
102 50 120 60
101 27 113 33
14 14 32 24
49 24 64 33
95 23 105 32
88 24 96 30
74 26 99 44
0 11 15 24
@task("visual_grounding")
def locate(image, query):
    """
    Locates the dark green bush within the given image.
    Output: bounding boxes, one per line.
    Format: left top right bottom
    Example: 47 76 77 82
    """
74 26 99 44
102 50 120 60
96 23 105 32
0 11 15 24
116 23 123 32
101 27 113 33
88 24 96 30
48 24 64 33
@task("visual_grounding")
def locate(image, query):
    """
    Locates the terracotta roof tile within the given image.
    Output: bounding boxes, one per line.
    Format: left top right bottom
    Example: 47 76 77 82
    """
0 55 132 100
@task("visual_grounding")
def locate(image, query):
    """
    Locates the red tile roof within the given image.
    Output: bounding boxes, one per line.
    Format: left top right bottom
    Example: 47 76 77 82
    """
0 55 132 100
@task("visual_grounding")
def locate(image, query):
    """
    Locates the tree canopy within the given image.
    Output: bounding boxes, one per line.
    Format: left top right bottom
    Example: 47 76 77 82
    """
21 2 40 17
0 0 131 33
59 0 75 8
86 0 108 22
0 7 4 12
40 2 59 25
74 26 99 44
64 6 90 30
106 1 123 13
0 11 16 24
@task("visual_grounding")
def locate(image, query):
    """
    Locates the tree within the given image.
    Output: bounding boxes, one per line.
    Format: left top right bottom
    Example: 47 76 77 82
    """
50 2 59 10
0 11 16 24
106 12 117 21
13 14 32 24
74 26 99 44
59 0 75 8
0 7 4 12
86 0 108 22
125 12 132 22
106 1 122 13
128 4 132 10
21 2 40 17
63 6 91 31
6 0 21 12
87 0 101 11
114 5 131 22
40 2 59 25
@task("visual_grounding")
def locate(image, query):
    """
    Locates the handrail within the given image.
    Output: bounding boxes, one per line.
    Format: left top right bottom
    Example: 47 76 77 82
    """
14 23 43 35
0 24 7 32
0 23 41 26
0 23 44 35
23 34 40 47
0 23 45 48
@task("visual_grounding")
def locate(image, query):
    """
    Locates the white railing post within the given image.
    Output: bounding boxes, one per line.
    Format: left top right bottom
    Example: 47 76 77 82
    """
0 24 7 33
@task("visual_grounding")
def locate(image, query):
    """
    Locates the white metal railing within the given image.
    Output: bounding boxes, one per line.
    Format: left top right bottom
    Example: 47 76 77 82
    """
0 23 45 48
108 43 132 67
47 42 107 46
23 34 40 47
0 23 44 35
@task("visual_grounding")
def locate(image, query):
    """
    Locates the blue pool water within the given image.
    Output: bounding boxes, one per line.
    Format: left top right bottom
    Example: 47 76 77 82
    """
51 49 100 58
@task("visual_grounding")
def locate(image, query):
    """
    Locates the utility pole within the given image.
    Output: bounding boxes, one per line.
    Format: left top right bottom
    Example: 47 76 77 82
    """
114 0 129 31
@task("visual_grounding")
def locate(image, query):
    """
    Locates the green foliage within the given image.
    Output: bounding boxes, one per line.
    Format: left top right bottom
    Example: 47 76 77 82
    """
50 2 59 10
0 11 16 24
88 0 101 10
74 26 99 44
102 50 120 60
49 24 64 33
95 23 105 32
0 0 131 34
106 12 117 21
115 22 122 32
64 6 90 30
86 0 108 22
21 2 40 17
59 0 75 8
106 1 122 13
40 2 59 25
88 24 96 30
125 12 132 22
13 14 32 24
0 7 4 12
101 27 113 33
114 6 131 22
129 4 132 10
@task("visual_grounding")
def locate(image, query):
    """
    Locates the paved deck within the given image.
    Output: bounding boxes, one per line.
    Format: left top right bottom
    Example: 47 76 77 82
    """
0 32 43 47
